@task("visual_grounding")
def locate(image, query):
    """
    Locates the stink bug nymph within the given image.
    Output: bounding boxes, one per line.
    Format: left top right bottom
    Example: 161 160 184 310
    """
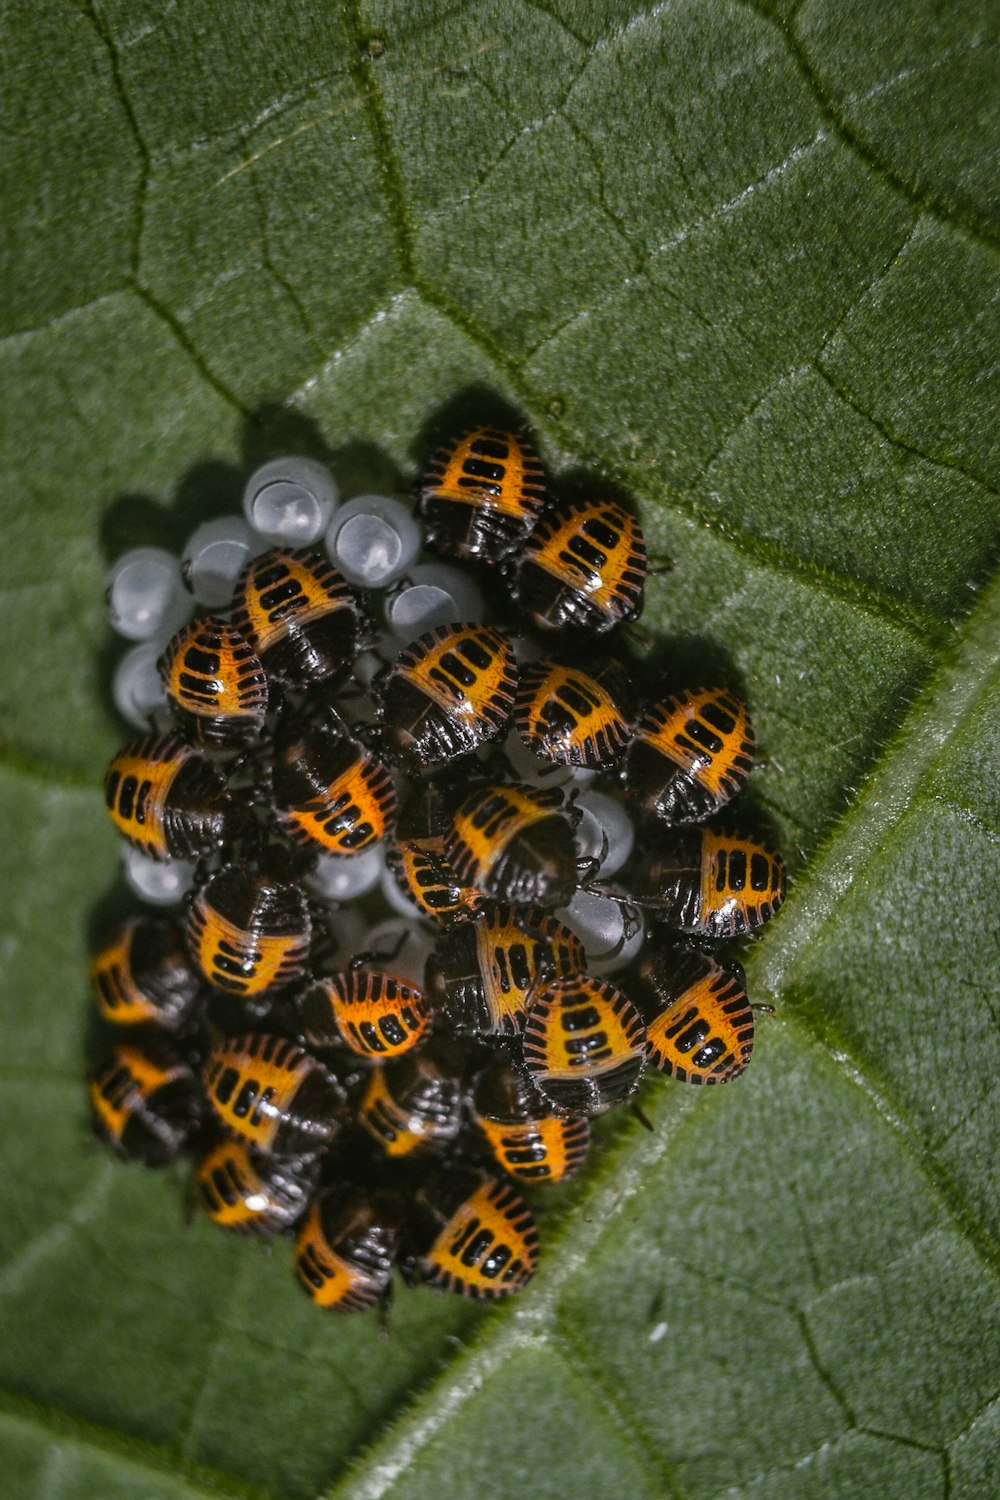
522 972 647 1115
202 1033 345 1155
625 686 755 823
402 1168 539 1300
419 427 548 563
104 733 236 861
377 622 518 775
159 616 268 748
512 496 646 634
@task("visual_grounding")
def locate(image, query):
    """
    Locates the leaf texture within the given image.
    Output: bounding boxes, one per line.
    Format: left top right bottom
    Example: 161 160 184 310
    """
0 2 998 1497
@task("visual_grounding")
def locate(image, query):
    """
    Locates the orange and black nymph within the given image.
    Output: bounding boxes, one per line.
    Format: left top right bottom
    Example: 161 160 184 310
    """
472 1057 590 1183
294 1186 400 1312
512 496 646 635
295 965 432 1059
444 781 581 909
620 827 785 938
377 623 518 775
159 616 268 747
522 972 647 1115
632 945 754 1084
419 426 548 563
385 780 482 924
271 715 396 856
186 863 312 997
232 546 364 687
89 1040 201 1166
514 655 633 768
195 1137 320 1234
90 915 203 1030
625 686 754 824
404 1169 539 1300
202 1033 345 1155
104 733 236 860
426 901 585 1037
355 1040 467 1159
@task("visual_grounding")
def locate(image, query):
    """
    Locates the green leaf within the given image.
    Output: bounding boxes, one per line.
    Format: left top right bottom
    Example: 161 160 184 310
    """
2 2 998 1497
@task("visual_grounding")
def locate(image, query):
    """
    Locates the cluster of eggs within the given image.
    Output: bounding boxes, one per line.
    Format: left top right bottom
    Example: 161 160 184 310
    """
89 427 785 1310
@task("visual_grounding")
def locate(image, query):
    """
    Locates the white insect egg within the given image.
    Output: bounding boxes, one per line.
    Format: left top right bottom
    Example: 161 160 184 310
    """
243 456 339 545
573 788 635 877
112 642 169 729
105 547 189 641
121 844 196 907
325 494 422 588
384 562 486 641
181 515 261 608
305 846 384 905
557 889 645 975
363 917 437 986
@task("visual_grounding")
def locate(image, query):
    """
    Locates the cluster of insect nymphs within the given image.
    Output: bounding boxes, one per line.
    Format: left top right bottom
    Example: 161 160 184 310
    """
91 426 786 1312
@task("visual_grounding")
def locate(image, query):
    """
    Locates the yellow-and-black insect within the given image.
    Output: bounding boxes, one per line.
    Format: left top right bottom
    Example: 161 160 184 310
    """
104 732 235 860
472 1057 590 1183
271 714 396 856
295 965 431 1059
202 1033 345 1155
426 901 585 1037
419 426 548 563
522 972 647 1115
195 1137 320 1234
385 780 482 924
512 496 646 634
89 1040 201 1166
513 655 633 768
232 546 364 687
186 862 312 997
159 616 268 747
294 1185 400 1312
356 1040 467 1158
377 623 518 775
632 945 754 1084
89 915 203 1030
444 781 582 909
403 1169 539 1300
619 827 785 938
625 686 755 824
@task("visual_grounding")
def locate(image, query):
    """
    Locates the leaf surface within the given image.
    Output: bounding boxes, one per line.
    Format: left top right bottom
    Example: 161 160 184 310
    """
1 3 998 1498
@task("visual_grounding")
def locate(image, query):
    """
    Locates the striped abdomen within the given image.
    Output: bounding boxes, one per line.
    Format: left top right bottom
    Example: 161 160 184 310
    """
418 1176 539 1300
522 973 647 1114
385 840 482 924
473 1060 590 1183
195 1138 317 1234
626 686 754 823
296 969 431 1058
186 866 311 996
273 727 396 855
294 1188 399 1312
380 623 518 773
233 547 362 686
104 733 232 860
356 1046 465 1158
160 616 268 746
515 497 646 633
420 427 547 561
445 782 578 908
89 1043 199 1166
636 946 754 1083
514 657 633 767
202 1033 343 1154
89 916 201 1029
629 827 785 938
427 901 585 1037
